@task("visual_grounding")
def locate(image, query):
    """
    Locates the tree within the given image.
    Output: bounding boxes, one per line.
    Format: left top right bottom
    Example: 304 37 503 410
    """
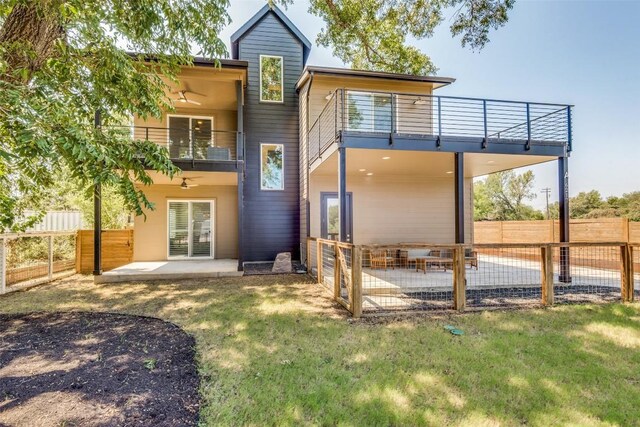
473 179 494 221
0 0 229 231
570 190 604 218
2 0 515 231
303 0 515 75
474 170 543 220
20 165 129 228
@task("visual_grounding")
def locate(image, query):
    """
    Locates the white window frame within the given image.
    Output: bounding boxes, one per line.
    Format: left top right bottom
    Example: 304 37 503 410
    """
167 199 215 259
259 55 284 103
345 90 392 132
260 143 285 191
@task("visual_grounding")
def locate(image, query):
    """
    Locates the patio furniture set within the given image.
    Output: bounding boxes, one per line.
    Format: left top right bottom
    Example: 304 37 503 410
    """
368 248 478 273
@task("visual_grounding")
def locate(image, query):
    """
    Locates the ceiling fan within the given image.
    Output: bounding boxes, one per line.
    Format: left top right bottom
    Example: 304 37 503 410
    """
172 89 205 106
180 177 200 190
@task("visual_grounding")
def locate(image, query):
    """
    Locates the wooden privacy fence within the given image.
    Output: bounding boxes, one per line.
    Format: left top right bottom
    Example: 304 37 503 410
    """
306 238 637 317
475 218 640 243
76 229 134 274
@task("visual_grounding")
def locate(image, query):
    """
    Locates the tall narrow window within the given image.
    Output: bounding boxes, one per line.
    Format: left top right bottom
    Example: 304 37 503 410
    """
260 55 283 103
261 143 284 190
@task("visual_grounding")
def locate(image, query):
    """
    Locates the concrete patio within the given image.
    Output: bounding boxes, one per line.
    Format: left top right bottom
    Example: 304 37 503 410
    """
94 259 242 283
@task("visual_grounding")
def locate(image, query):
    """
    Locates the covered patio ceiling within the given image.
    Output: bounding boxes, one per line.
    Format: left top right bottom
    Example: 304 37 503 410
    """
162 65 246 111
311 148 557 179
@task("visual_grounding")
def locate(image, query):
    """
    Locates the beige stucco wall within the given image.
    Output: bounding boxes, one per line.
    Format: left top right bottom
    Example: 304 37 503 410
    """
133 184 238 261
307 76 435 125
309 174 474 245
133 107 237 132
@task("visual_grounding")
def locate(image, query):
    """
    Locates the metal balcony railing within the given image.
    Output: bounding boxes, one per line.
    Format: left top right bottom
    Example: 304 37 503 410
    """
308 89 573 163
106 126 240 161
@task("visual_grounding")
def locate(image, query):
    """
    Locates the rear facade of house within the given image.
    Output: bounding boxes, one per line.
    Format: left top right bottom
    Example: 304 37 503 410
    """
129 5 573 271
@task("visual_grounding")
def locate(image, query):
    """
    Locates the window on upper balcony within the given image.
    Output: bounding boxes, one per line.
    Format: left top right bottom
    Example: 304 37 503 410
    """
167 115 213 160
346 91 392 132
260 55 283 103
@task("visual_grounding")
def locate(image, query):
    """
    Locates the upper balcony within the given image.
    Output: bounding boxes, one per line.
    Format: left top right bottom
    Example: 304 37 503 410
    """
308 89 573 164
107 125 243 173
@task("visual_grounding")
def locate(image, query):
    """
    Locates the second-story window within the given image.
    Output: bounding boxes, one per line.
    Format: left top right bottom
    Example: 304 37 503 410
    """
346 91 392 132
167 115 213 160
260 55 283 103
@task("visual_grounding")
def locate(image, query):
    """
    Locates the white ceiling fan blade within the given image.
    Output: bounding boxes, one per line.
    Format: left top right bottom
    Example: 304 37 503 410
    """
186 98 202 106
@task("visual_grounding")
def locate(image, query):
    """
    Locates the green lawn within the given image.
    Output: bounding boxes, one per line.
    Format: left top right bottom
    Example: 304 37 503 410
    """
2 275 640 426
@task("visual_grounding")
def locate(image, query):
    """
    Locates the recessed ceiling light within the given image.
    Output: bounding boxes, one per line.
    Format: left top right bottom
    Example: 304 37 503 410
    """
359 168 366 172
446 171 453 174
367 172 374 176
382 156 391 160
487 160 495 164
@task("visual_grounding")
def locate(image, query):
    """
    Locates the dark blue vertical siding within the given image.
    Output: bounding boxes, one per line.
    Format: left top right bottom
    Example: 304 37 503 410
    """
238 12 302 261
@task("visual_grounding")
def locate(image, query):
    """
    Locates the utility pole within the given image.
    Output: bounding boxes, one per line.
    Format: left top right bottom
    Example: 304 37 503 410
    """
541 187 551 220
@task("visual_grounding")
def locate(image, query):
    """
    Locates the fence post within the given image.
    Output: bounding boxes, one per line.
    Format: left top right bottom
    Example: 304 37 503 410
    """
621 244 631 302
306 238 311 274
541 245 554 306
48 235 54 280
0 237 6 294
453 246 466 311
623 218 630 243
352 246 363 318
628 246 635 302
316 240 322 284
333 242 340 300
75 231 81 273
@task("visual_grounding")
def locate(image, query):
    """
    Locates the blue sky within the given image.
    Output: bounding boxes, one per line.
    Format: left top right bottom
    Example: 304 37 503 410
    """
221 0 640 209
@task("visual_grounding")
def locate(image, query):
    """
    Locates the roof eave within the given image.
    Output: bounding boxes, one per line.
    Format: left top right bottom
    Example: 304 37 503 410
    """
295 66 456 90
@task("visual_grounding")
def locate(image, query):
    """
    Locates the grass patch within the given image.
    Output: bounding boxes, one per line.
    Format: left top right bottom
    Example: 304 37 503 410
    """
2 275 640 426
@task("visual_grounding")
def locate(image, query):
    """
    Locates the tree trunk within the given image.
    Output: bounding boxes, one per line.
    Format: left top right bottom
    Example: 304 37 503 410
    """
0 1 65 82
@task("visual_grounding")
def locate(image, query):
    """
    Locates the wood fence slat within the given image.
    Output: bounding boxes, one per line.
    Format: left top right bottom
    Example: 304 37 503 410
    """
352 246 363 318
541 246 554 306
475 218 633 244
453 247 466 311
77 229 133 274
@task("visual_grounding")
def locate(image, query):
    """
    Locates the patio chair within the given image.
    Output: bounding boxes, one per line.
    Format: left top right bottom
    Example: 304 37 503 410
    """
207 146 231 161
369 249 395 270
402 248 432 270
465 248 479 270
437 249 454 271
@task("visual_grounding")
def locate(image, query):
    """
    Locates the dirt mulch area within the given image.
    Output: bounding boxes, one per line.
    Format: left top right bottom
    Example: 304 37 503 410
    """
0 312 199 427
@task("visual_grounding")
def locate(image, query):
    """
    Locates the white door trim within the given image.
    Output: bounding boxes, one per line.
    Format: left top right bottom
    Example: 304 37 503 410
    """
167 199 215 260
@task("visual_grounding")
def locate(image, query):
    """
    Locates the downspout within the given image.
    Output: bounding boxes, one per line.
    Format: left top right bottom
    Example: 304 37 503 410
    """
305 72 314 244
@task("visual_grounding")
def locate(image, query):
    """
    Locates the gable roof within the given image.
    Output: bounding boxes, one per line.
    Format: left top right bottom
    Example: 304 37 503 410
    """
230 5 312 64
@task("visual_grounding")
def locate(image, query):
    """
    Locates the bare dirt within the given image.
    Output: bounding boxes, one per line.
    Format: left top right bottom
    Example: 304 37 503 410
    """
0 311 199 427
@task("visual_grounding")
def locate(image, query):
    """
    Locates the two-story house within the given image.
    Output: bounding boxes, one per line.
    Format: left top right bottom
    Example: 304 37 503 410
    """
93 5 572 281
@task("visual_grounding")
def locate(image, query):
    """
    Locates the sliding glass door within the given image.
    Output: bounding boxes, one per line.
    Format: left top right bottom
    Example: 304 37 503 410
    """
346 91 392 132
168 200 214 258
167 116 213 159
